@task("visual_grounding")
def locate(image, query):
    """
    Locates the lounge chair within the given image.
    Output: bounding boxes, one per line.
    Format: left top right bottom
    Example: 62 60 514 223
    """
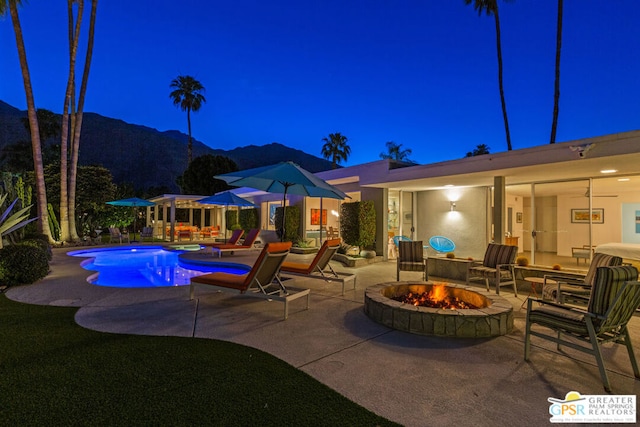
525 265 640 392
208 228 261 258
109 227 129 244
189 241 310 320
201 229 244 254
542 252 623 303
280 238 356 295
466 243 518 295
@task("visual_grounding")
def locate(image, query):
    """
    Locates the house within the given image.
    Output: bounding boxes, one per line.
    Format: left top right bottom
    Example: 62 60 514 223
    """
146 130 640 267
314 130 640 263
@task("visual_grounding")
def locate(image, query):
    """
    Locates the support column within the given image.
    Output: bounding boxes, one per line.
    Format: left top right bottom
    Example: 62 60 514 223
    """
494 176 506 244
169 200 176 242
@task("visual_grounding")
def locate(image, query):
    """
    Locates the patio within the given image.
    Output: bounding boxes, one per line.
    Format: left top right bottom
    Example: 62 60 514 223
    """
7 245 640 427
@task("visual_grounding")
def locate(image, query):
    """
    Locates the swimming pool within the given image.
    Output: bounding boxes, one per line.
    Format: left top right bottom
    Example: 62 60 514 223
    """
68 246 250 288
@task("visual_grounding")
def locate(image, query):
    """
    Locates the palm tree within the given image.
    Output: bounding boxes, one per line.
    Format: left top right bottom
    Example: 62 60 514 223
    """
59 0 84 242
549 0 563 144
465 0 512 151
1 0 53 241
321 132 351 169
67 0 98 242
169 75 206 164
380 141 413 162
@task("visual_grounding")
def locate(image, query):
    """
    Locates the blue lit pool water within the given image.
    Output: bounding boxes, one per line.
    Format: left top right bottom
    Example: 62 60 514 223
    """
68 246 250 288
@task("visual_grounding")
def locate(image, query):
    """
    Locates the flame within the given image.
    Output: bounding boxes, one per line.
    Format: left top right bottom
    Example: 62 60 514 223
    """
429 284 447 302
392 284 479 309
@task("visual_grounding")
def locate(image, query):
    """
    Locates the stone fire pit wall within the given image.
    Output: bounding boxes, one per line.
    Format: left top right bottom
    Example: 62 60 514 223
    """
364 282 514 338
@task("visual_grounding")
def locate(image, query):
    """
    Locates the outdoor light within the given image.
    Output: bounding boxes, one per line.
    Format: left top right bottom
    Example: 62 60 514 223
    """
450 201 456 211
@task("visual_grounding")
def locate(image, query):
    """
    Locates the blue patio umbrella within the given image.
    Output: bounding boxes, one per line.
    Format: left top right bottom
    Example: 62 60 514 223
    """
215 161 349 240
198 191 256 242
106 197 155 242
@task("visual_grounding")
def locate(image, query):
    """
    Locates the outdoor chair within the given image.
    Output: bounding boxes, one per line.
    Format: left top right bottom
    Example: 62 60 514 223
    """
428 236 456 255
397 240 427 281
280 238 356 295
109 226 129 244
140 226 154 242
572 245 594 265
542 252 623 303
205 228 261 257
466 243 518 296
326 226 339 239
201 229 244 254
524 265 640 392
189 241 310 320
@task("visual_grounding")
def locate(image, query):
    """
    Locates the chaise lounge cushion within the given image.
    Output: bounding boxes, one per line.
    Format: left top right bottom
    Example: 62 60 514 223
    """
191 241 291 293
281 238 341 275
190 273 246 290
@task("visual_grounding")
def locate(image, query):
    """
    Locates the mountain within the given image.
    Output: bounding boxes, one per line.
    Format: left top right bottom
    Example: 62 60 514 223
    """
0 100 335 192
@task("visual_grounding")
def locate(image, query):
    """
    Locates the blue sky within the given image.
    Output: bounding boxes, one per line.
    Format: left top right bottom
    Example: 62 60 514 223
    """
1 1 639 167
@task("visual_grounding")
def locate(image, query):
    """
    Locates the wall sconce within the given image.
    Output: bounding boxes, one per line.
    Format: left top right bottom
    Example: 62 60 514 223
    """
450 201 456 211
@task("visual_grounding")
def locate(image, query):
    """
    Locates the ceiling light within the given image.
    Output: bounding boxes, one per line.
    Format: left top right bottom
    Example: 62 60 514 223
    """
600 169 617 174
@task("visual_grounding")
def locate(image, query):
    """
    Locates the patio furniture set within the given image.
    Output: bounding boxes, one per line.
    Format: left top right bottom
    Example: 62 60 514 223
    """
391 238 640 392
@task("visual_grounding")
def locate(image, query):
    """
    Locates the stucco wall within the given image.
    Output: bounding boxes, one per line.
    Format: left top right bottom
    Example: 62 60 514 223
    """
416 187 489 259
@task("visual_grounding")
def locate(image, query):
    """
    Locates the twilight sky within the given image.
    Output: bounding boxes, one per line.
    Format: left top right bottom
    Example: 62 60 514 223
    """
1 1 639 167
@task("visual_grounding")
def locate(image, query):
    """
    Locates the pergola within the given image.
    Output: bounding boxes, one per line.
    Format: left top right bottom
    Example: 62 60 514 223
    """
147 194 220 242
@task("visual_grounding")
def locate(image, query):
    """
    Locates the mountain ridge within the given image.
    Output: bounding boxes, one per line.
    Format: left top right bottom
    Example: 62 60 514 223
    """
0 100 335 192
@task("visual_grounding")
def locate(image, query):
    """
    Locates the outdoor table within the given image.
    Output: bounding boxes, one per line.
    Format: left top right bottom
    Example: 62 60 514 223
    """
522 276 556 309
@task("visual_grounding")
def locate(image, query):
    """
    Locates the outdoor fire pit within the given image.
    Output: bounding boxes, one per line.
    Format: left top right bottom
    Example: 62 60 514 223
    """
364 282 513 337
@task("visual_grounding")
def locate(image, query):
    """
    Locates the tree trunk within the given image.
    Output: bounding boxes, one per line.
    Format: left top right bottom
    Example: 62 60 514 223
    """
9 2 53 242
60 0 84 242
187 107 193 164
69 0 97 241
550 0 563 144
494 9 512 151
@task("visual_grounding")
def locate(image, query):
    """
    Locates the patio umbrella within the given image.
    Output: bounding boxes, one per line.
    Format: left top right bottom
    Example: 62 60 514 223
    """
106 197 155 242
215 161 349 241
197 191 256 242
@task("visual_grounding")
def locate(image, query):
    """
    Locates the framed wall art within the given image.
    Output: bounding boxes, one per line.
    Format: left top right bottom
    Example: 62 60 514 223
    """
310 209 327 226
571 208 604 224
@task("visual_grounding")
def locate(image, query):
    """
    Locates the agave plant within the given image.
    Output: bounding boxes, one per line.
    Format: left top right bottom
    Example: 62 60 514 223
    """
0 194 37 249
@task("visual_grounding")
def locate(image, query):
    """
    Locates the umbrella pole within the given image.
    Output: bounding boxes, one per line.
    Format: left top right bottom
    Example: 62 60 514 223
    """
132 207 136 242
319 197 323 244
224 205 228 243
281 186 289 242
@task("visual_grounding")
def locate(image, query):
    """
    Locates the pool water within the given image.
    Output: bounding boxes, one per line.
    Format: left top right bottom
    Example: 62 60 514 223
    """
68 246 250 288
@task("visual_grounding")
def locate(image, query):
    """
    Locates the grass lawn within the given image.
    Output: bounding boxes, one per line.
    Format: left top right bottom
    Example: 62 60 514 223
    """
0 294 398 426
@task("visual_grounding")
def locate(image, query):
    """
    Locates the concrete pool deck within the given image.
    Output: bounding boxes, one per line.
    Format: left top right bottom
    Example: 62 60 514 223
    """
6 245 640 426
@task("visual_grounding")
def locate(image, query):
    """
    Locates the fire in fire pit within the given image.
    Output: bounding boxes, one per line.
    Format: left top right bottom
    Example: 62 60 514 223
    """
392 284 479 309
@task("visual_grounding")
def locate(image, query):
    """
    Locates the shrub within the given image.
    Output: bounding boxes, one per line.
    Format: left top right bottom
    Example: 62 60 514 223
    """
21 238 52 261
0 243 49 286
516 256 529 267
340 201 376 250
225 210 239 231
445 252 455 259
552 264 562 271
238 208 259 232
274 206 300 242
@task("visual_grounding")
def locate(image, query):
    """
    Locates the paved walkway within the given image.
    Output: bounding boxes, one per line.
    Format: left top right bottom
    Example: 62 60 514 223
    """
7 245 640 427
